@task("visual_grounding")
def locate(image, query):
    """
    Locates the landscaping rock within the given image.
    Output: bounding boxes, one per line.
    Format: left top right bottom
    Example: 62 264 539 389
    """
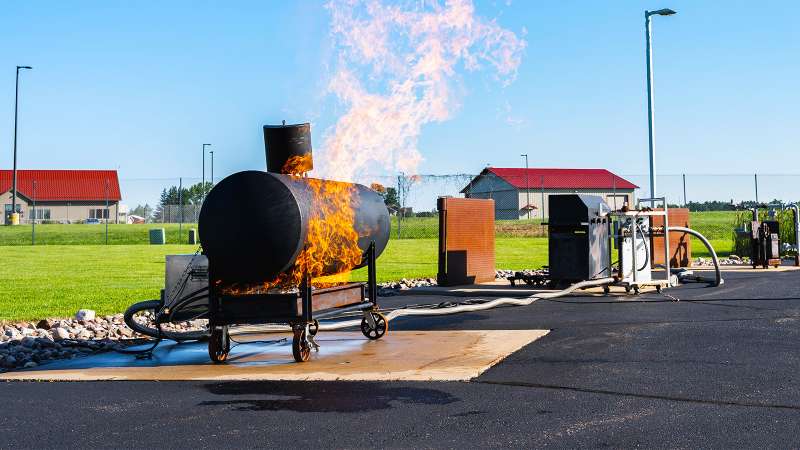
53 328 70 341
75 309 96 321
35 319 53 330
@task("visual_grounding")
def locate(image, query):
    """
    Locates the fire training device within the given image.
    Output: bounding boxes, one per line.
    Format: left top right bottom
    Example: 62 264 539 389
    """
547 194 611 284
436 197 496 286
748 208 781 268
196 122 391 363
609 197 673 293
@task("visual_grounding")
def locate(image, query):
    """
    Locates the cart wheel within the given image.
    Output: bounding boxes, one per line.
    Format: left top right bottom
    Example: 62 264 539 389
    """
308 319 320 337
602 285 610 295
625 286 632 294
292 328 311 362
208 327 230 363
656 285 662 293
361 312 388 340
633 285 640 295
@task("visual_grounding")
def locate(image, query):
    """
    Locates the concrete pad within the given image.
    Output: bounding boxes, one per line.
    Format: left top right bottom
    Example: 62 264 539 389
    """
0 330 548 382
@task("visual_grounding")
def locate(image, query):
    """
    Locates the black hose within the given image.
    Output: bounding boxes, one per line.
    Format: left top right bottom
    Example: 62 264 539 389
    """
123 299 208 342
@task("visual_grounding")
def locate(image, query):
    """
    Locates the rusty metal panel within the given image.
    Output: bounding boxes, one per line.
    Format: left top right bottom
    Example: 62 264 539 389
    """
306 283 365 312
437 197 495 286
651 208 691 267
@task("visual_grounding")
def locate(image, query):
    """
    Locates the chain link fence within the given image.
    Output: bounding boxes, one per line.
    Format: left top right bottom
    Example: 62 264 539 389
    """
1 173 798 250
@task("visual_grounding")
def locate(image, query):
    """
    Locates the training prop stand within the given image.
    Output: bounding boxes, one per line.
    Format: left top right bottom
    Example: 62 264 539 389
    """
207 241 386 364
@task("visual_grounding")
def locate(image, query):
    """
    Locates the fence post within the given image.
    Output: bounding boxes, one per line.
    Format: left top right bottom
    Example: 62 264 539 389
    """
612 175 617 210
31 180 36 245
105 179 109 245
179 177 183 243
682 173 687 206
754 173 759 204
540 175 545 220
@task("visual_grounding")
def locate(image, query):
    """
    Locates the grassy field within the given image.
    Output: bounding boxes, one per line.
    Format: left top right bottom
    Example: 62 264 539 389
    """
0 223 199 246
0 234 729 322
0 211 736 321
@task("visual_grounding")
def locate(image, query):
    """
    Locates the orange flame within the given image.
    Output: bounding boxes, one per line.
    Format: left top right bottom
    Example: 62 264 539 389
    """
222 154 364 295
282 154 314 176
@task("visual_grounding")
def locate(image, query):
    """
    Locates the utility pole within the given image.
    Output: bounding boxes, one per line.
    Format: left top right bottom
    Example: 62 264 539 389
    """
10 65 32 225
645 9 676 205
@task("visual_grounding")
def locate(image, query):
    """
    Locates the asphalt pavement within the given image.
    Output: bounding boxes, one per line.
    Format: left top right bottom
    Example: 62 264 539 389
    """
2 270 799 448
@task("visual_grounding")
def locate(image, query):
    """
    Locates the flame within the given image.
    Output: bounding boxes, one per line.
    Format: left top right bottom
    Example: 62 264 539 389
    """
318 0 527 181
282 154 314 176
222 154 364 295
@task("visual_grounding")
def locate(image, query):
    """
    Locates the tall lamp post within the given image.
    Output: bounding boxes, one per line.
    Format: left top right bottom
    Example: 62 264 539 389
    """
520 154 530 219
10 65 32 225
645 8 675 205
202 143 211 200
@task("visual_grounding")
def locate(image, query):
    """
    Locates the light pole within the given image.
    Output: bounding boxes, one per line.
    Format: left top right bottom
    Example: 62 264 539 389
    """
645 8 675 205
520 154 530 219
10 65 32 225
202 143 211 199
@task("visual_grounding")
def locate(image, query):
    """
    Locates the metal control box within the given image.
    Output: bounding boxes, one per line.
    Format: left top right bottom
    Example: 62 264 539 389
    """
548 195 611 283
164 254 209 313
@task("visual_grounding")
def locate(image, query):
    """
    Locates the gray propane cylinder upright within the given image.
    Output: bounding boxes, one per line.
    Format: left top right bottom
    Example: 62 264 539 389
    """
198 170 390 286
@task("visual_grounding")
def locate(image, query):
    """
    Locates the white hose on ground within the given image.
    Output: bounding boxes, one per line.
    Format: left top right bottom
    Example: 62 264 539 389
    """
668 226 723 287
232 277 615 335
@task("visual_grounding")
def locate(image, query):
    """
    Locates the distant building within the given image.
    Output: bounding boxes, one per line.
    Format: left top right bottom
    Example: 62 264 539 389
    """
0 170 123 224
461 167 638 220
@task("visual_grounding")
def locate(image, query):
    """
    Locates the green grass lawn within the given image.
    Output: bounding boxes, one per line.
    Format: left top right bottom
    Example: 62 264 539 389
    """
0 223 199 246
0 234 729 322
0 211 736 321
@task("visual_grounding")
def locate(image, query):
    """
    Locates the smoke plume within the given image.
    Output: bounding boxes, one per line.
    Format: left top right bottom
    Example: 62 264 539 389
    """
318 0 526 180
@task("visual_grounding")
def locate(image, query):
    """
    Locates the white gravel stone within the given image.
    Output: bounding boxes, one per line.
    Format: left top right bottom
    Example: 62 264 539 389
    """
75 309 96 321
53 328 70 341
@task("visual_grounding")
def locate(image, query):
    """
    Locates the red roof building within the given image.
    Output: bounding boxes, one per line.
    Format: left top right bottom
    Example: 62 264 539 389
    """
461 167 638 220
1 170 123 224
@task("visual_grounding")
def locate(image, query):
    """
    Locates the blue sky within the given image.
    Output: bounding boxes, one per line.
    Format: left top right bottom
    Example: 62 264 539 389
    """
2 1 798 207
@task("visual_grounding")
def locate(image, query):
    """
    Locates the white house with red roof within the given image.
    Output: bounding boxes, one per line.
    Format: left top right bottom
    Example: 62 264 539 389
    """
1 170 123 224
461 167 638 220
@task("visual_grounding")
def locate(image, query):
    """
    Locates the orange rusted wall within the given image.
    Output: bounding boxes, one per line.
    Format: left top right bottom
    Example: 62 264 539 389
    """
651 208 691 267
437 197 496 286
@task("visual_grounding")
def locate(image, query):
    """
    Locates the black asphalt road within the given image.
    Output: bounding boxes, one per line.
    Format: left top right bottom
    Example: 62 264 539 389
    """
2 271 800 448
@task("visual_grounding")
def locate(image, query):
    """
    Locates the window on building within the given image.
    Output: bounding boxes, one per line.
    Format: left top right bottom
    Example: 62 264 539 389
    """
89 208 109 219
32 209 51 220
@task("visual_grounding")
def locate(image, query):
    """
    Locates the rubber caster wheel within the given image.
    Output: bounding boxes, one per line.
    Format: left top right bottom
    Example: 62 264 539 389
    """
603 285 610 295
208 326 230 363
625 286 632 294
292 328 311 362
308 319 320 337
656 285 662 293
361 312 388 340
633 286 640 295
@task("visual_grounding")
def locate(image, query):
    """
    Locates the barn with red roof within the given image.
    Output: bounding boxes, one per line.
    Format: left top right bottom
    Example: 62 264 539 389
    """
461 167 638 220
1 170 123 224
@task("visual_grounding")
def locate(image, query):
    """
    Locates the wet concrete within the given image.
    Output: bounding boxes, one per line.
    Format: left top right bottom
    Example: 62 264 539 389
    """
0 330 548 381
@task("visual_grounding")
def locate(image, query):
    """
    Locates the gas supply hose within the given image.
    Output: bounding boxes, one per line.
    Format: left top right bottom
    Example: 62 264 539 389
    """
667 226 723 287
233 277 616 334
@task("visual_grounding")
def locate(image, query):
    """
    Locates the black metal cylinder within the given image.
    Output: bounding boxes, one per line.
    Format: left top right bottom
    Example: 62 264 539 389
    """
263 123 313 174
199 170 390 285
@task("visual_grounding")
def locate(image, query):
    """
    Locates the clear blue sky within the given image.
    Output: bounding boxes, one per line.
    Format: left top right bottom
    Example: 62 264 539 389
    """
2 1 798 207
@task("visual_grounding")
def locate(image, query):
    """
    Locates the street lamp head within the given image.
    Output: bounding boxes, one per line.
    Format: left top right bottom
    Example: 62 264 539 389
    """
647 8 676 17
17 66 32 70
